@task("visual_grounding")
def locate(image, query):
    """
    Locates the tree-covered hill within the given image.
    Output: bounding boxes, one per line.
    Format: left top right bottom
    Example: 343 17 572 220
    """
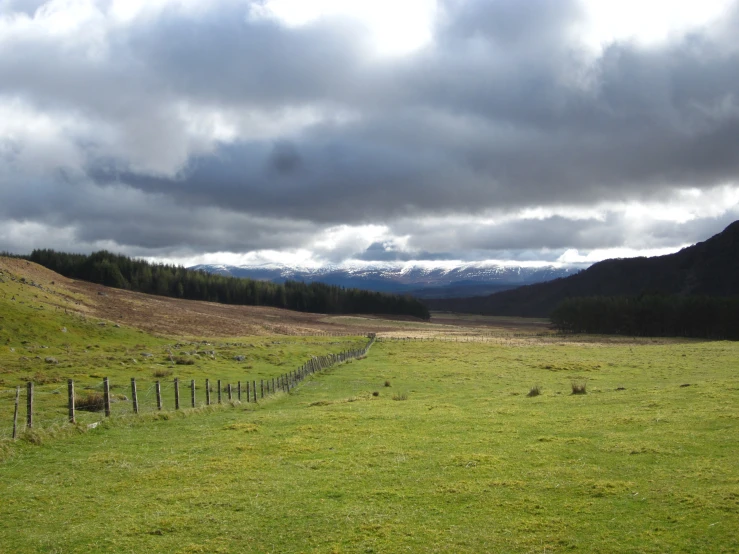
23 250 430 320
426 220 739 317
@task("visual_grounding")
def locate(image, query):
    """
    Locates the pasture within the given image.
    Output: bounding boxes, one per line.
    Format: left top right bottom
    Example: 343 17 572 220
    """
2 336 738 552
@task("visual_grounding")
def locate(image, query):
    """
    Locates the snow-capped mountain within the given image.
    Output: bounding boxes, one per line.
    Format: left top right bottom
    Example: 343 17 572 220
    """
189 261 579 298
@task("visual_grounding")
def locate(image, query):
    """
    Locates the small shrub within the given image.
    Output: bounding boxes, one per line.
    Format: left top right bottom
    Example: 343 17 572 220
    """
384 380 391 387
527 385 542 397
372 391 379 397
75 392 105 412
392 392 408 401
571 381 587 395
152 369 173 378
174 357 194 366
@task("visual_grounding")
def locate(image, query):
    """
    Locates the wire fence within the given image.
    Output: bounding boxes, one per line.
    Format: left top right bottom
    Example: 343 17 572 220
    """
2 334 376 441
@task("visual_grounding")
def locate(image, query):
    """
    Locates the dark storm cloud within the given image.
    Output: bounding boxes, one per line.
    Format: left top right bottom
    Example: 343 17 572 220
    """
1 0 739 258
87 0 739 220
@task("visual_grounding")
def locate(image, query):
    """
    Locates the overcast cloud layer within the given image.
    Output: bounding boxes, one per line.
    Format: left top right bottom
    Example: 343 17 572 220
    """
2 0 739 266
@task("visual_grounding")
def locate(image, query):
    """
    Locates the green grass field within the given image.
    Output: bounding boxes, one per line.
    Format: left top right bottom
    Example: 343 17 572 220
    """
0 270 368 434
1 335 738 553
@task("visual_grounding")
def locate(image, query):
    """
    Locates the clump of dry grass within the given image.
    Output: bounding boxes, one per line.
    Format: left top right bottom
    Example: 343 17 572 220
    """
372 391 380 397
571 381 587 395
152 369 172 378
392 392 408 401
174 357 194 366
527 385 542 397
75 391 105 412
384 380 391 387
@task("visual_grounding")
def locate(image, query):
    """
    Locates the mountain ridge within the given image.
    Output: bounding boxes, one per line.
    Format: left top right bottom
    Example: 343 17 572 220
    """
425 220 739 317
189 261 578 297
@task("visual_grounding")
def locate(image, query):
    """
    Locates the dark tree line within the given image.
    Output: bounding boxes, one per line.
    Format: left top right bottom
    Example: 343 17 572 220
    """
26 249 430 320
550 295 739 340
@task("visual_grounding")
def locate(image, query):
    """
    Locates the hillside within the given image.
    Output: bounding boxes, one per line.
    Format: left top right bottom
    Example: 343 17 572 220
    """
426 220 739 317
25 250 430 320
0 257 436 338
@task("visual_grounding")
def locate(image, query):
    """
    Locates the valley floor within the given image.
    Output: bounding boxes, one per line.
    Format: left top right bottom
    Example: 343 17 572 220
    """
1 257 738 552
1 337 738 553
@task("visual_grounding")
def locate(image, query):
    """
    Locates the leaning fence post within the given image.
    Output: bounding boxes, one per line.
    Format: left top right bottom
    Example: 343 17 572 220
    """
156 381 162 411
131 378 139 414
174 378 180 410
191 379 196 408
26 381 33 429
103 378 111 417
68 379 75 424
12 386 20 439
206 379 211 406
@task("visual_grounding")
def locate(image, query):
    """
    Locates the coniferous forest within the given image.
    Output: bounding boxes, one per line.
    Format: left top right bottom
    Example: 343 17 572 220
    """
550 295 739 340
24 249 431 320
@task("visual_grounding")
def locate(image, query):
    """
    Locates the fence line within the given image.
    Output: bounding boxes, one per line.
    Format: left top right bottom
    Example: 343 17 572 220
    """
3 334 376 441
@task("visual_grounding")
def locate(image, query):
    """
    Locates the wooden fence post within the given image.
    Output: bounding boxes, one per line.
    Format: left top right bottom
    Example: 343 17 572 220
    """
191 380 196 408
103 378 111 417
238 381 242 401
252 380 257 402
260 380 264 399
228 383 232 401
12 386 19 439
156 381 162 411
272 378 276 394
131 378 139 414
68 379 75 424
217 380 222 404
245 381 250 403
26 381 33 429
174 378 180 410
206 379 211 406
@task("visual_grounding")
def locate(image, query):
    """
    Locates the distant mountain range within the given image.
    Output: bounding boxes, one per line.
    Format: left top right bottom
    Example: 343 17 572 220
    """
425 220 739 317
189 262 578 298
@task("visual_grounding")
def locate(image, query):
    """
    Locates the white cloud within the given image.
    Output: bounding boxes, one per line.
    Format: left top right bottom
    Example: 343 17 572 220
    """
1 0 738 267
251 0 436 56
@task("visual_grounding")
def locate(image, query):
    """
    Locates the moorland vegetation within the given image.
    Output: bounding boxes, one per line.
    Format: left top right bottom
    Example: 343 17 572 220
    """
18 249 430 320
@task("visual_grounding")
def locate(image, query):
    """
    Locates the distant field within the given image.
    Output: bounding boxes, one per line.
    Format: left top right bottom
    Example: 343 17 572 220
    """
1 258 738 552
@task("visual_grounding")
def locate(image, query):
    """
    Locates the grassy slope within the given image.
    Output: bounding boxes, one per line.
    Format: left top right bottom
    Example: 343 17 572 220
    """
1 338 737 553
0 262 368 434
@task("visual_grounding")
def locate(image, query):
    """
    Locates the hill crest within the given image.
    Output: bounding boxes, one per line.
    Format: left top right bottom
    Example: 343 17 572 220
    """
425 220 739 317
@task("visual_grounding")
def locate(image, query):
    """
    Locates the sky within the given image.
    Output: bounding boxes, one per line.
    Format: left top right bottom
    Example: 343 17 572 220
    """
1 0 739 269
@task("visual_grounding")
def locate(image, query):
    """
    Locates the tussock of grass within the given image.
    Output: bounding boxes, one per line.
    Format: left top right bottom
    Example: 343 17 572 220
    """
527 385 542 397
152 369 173 378
392 392 408 401
75 391 105 412
224 423 258 432
309 400 333 407
571 381 587 395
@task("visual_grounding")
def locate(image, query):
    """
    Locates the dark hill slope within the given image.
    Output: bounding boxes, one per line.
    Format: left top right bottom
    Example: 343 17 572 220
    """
426 221 739 317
